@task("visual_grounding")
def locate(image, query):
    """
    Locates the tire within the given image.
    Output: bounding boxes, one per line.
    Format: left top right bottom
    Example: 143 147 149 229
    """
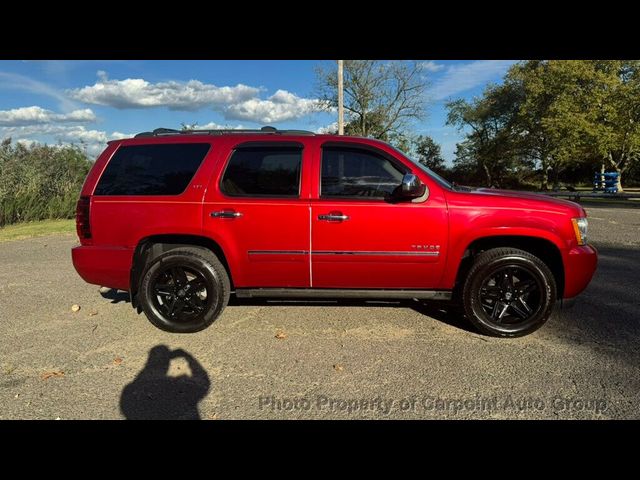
139 247 230 333
462 247 556 337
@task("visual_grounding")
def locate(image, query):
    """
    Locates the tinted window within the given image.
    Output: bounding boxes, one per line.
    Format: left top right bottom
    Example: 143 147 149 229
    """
221 146 302 197
95 143 210 196
321 147 405 198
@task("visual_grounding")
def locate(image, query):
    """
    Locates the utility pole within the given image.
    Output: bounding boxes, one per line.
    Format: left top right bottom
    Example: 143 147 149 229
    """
337 60 344 135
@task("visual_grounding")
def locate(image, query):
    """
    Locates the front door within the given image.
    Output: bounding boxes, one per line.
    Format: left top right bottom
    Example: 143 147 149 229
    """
311 143 448 289
203 140 311 288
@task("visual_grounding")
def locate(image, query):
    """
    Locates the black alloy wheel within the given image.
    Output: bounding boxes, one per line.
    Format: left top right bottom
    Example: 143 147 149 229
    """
462 248 556 337
478 265 542 325
139 247 230 333
151 265 210 322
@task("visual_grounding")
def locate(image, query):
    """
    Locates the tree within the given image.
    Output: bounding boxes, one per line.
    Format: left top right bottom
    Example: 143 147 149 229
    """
0 139 92 226
413 135 446 174
585 61 640 191
315 60 427 141
508 61 620 190
504 60 560 190
496 60 640 191
446 83 523 188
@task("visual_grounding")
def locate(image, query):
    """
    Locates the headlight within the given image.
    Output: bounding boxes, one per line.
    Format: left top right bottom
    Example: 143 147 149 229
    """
571 217 588 245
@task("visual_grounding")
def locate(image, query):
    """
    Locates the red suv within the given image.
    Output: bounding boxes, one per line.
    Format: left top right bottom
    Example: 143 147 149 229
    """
72 127 597 337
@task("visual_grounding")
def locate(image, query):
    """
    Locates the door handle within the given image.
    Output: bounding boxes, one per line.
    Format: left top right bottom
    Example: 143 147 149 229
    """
211 210 242 218
318 213 349 222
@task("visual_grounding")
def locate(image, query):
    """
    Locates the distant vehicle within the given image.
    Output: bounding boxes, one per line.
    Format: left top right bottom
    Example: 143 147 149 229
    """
72 127 597 336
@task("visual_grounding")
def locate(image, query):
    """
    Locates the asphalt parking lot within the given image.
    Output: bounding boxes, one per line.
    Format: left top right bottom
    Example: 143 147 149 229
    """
1 204 639 419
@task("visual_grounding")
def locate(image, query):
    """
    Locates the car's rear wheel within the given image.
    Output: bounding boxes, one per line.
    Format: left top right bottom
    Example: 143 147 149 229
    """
139 247 230 333
462 248 556 337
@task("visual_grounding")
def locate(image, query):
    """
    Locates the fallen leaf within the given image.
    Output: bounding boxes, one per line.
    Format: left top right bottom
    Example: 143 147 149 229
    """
113 357 123 366
71 304 81 312
88 311 98 317
333 364 344 372
275 331 288 340
41 370 64 380
14 393 19 399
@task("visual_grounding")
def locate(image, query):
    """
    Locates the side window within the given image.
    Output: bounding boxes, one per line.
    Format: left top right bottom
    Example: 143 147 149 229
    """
94 143 210 195
221 146 302 197
321 146 406 199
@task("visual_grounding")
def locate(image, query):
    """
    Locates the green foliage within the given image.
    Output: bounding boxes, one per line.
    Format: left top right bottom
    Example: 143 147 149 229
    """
0 140 92 227
446 83 528 188
447 60 640 190
412 135 446 175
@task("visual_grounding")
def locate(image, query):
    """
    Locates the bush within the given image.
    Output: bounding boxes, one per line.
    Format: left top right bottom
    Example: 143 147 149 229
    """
0 140 92 227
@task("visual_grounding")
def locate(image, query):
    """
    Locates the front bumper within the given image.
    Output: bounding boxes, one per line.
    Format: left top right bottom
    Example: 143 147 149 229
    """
562 244 598 299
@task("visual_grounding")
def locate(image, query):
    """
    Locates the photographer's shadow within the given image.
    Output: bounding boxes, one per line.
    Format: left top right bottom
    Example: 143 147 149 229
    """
120 345 210 420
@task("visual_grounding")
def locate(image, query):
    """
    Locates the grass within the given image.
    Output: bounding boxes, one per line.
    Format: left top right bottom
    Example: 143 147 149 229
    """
0 219 76 242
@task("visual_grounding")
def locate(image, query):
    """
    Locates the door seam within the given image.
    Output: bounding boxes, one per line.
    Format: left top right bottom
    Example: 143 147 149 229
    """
309 204 313 287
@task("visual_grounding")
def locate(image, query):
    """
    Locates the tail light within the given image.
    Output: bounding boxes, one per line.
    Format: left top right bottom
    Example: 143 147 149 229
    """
76 196 92 241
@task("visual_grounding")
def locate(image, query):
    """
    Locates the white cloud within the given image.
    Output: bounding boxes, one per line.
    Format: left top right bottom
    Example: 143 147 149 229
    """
0 124 133 157
315 121 338 134
224 89 322 123
67 73 260 111
428 60 517 101
15 138 40 148
67 72 324 123
53 126 110 144
419 61 444 73
109 131 132 140
0 106 96 126
190 122 245 130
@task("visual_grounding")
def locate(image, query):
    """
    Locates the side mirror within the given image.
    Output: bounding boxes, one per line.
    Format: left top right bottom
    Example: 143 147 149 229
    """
396 173 426 199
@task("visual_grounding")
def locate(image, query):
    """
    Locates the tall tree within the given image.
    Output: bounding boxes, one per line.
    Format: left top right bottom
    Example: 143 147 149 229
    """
316 60 427 141
509 61 616 189
446 83 522 187
448 60 640 190
505 61 559 190
413 135 446 174
586 61 640 191
498 60 640 190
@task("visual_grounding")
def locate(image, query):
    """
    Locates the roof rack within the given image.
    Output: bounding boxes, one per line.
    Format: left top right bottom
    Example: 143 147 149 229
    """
134 126 315 138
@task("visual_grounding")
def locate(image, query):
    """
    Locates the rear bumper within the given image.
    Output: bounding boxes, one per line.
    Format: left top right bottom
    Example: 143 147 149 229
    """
562 244 597 299
71 245 133 291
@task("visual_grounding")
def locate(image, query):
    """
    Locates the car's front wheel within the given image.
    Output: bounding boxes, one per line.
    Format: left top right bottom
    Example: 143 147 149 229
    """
462 248 556 337
139 247 230 333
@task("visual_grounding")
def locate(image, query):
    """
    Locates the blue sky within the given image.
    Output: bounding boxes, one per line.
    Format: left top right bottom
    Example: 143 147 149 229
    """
0 60 517 161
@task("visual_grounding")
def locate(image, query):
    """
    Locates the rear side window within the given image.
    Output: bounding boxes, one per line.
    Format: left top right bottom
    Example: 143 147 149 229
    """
94 143 210 195
221 146 302 197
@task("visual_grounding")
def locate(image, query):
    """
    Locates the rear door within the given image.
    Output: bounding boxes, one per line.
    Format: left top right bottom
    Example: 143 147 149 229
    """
310 142 448 289
203 139 311 288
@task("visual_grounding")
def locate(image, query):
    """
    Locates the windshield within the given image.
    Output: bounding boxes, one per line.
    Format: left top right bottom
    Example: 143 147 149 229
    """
389 145 454 190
